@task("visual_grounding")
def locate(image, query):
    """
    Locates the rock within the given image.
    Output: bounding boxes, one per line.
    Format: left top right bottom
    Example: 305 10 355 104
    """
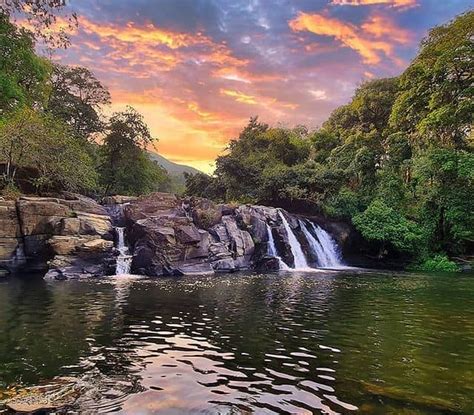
17 197 71 237
48 236 90 255
176 261 214 275
57 217 81 235
75 212 112 237
102 195 138 205
209 223 230 244
255 256 280 272
4 377 79 413
0 193 120 278
209 242 233 260
212 258 236 272
60 192 109 215
79 238 114 253
113 192 351 276
185 230 210 259
176 224 201 244
222 216 254 258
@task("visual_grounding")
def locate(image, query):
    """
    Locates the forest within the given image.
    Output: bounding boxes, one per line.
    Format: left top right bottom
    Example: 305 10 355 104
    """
185 11 474 270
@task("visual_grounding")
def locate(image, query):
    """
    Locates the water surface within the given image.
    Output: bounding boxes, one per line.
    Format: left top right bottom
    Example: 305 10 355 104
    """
1 270 473 414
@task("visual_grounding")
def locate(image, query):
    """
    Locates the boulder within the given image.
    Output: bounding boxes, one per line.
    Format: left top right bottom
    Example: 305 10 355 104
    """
1 194 117 277
79 238 114 254
191 200 222 230
176 261 214 276
222 216 254 258
0 200 22 267
185 230 210 259
49 236 91 255
76 212 112 237
212 258 236 272
176 224 201 244
17 197 71 236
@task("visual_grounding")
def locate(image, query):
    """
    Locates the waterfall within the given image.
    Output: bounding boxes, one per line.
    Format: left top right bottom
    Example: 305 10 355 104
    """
115 227 132 275
300 220 343 268
310 222 343 268
278 211 309 269
266 224 290 270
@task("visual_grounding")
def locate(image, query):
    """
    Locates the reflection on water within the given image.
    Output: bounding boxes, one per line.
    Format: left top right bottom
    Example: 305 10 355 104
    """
1 271 474 414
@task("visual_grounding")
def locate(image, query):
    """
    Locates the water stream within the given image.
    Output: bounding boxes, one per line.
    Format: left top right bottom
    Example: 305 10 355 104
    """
266 224 290 270
277 210 309 269
300 220 344 268
115 227 132 275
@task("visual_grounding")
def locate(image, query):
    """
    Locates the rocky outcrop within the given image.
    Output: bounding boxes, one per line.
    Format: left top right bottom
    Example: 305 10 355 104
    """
121 192 344 276
0 194 115 279
1 191 352 279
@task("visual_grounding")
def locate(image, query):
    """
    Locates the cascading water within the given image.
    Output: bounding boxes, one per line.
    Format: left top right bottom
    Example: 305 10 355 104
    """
310 222 343 268
300 220 343 268
278 210 309 269
266 224 290 270
115 227 132 275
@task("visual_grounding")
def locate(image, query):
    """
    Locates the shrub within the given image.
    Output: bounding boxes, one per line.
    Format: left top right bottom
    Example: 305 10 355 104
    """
411 254 459 272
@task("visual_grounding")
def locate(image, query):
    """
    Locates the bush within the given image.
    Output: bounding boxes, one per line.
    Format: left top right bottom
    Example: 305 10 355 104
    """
353 199 423 254
411 254 459 272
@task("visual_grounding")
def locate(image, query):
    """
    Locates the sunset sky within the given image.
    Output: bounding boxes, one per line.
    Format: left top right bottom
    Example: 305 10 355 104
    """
55 0 471 172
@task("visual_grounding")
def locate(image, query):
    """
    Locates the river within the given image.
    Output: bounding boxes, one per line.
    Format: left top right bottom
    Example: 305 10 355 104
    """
1 270 473 414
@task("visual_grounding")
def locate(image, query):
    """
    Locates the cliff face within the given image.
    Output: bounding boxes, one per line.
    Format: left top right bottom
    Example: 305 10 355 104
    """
120 193 351 276
0 193 115 278
0 192 353 279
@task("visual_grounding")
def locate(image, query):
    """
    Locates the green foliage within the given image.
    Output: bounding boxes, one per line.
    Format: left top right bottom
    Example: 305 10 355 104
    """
353 200 423 254
323 187 362 219
184 172 224 201
214 117 313 203
411 254 459 273
390 11 473 149
0 13 51 113
0 107 98 193
99 106 170 196
47 64 111 140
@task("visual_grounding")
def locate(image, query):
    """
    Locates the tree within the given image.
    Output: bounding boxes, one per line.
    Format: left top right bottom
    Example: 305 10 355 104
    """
0 106 98 192
353 200 423 257
0 0 77 48
390 11 473 149
184 172 224 201
0 13 51 113
48 64 111 140
99 106 169 196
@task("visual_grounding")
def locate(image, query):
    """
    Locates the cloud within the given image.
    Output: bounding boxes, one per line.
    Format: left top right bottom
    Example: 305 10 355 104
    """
220 89 258 105
361 14 412 43
289 12 411 64
309 89 328 100
330 0 418 9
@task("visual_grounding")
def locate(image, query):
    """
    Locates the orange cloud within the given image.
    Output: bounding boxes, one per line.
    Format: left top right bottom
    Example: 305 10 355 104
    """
362 14 412 43
330 0 418 8
73 16 249 77
289 12 410 64
220 89 258 105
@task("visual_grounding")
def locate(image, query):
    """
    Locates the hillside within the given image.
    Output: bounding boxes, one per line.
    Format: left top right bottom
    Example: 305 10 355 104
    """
148 152 201 193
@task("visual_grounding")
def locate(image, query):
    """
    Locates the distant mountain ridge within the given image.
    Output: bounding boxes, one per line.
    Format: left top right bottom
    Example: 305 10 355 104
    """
148 152 201 193
149 152 201 176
